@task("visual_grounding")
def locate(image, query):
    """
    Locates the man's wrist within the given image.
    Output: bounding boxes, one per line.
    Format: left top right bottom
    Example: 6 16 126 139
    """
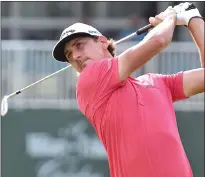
185 8 203 26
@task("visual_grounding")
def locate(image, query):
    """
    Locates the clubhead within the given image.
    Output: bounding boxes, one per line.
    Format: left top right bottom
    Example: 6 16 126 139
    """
1 96 9 117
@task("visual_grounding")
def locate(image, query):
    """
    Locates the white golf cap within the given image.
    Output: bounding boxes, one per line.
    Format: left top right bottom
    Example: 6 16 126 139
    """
52 22 103 62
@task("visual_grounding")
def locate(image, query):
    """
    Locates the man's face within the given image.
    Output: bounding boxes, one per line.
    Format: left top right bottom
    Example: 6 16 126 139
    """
64 36 108 72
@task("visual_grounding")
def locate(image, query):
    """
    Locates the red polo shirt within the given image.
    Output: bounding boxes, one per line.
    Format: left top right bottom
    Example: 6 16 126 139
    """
76 58 192 177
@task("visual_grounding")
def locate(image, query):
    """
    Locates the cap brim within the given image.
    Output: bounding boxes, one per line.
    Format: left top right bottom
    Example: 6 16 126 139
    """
52 33 94 62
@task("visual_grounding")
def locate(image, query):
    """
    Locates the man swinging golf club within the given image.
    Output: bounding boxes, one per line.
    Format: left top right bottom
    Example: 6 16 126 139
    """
52 2 204 177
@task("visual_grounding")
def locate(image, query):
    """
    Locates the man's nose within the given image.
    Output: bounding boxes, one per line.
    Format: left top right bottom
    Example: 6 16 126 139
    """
72 51 81 61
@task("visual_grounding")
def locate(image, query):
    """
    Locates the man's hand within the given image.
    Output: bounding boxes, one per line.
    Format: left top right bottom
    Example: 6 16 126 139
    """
149 2 203 27
173 2 203 26
149 6 177 27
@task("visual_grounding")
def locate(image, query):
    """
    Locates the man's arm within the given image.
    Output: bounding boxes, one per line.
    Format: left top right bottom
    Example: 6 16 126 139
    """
173 2 204 67
182 17 205 97
144 3 204 97
188 18 204 67
117 10 177 81
154 68 204 102
183 68 204 97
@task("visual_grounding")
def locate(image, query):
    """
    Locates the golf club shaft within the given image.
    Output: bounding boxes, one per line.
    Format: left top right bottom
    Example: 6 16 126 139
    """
7 23 153 98
7 65 72 98
114 24 153 45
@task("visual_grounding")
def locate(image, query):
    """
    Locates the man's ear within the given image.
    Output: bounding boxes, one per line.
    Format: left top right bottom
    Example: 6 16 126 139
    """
99 36 109 50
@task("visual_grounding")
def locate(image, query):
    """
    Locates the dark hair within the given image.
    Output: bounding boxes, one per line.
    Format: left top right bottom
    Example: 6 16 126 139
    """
107 39 116 57
92 36 116 57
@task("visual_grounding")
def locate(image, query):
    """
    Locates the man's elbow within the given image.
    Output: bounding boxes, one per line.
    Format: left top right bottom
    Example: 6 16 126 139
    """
184 68 205 97
149 35 171 50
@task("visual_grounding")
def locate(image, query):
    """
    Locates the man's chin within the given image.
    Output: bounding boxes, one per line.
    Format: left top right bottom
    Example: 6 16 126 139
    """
82 60 93 68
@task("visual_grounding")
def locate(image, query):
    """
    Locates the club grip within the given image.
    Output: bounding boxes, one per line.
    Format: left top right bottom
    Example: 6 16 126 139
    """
137 24 153 35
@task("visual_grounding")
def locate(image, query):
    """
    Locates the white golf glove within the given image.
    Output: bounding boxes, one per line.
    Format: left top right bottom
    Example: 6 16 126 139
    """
173 2 203 26
160 6 177 20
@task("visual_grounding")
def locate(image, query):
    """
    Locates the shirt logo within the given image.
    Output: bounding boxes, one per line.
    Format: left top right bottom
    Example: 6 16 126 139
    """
145 85 158 89
137 78 159 89
107 59 112 70
141 84 159 89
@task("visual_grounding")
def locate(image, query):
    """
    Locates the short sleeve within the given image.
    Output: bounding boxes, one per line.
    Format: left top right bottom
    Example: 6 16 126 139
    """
155 71 189 102
76 58 125 117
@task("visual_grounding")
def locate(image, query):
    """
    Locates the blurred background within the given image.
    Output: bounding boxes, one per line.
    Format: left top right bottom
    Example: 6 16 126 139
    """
1 1 204 177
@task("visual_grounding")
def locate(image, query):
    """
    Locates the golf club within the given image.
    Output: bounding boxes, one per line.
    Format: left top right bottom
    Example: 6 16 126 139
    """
1 23 153 117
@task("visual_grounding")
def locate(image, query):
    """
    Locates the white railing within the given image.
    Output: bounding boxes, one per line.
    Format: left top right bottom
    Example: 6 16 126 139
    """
1 40 204 111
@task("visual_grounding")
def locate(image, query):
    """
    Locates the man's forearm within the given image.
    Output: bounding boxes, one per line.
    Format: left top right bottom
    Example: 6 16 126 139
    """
117 13 177 81
188 17 204 67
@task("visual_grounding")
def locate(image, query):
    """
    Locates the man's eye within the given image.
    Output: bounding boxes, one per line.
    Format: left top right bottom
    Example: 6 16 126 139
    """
76 43 82 48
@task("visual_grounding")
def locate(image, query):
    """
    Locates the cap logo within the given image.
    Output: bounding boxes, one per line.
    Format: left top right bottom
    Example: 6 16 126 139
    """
68 29 75 33
60 29 76 39
88 30 99 34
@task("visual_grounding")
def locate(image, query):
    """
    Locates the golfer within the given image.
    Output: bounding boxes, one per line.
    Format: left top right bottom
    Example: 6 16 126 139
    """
52 3 204 177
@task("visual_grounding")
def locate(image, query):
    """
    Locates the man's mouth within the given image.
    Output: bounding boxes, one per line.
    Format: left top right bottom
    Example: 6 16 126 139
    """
81 59 89 68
